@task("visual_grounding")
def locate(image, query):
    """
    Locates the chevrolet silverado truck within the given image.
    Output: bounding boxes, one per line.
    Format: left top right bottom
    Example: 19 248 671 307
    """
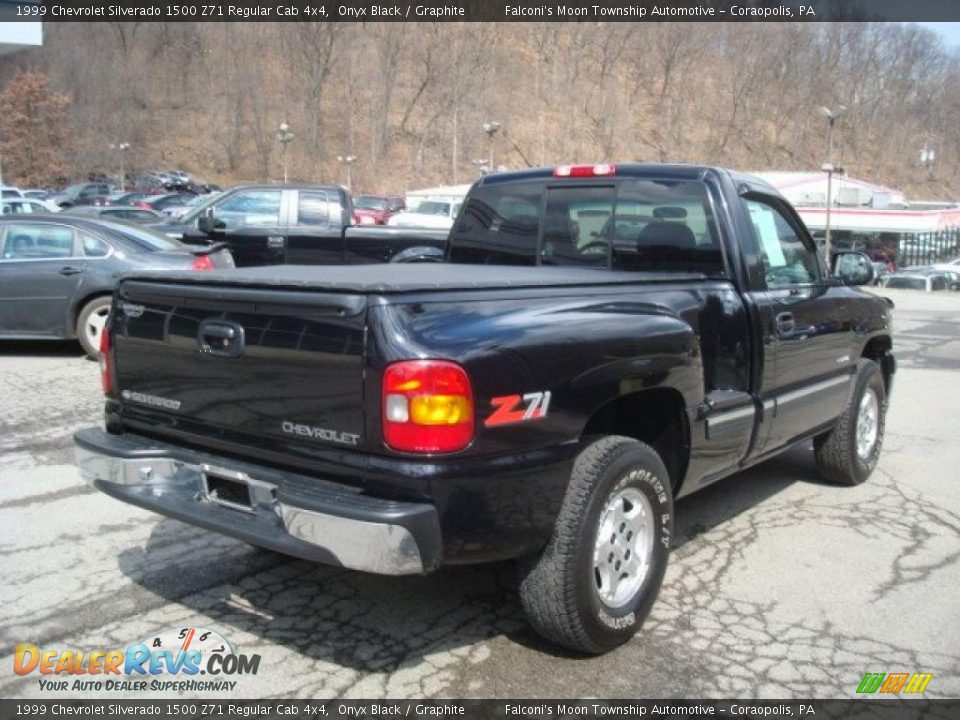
154 184 446 267
75 164 894 654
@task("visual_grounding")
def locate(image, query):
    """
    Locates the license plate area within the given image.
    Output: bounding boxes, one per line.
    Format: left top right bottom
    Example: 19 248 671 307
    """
202 465 255 513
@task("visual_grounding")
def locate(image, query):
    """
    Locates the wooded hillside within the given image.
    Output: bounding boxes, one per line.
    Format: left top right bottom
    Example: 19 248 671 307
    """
2 21 959 198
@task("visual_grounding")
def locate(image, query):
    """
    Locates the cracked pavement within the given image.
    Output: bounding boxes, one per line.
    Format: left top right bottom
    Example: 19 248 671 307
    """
1 288 958 699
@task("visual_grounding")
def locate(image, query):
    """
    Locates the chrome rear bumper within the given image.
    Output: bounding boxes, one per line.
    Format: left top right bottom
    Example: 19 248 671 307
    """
74 427 442 575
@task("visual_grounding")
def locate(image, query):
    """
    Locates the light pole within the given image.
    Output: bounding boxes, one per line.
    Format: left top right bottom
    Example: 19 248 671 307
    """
819 105 846 263
109 142 131 191
483 121 501 173
276 122 294 183
471 158 489 176
920 141 936 181
337 155 357 189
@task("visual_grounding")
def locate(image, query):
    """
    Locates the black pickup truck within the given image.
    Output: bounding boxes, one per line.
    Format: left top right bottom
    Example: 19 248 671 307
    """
76 164 894 654
155 183 447 266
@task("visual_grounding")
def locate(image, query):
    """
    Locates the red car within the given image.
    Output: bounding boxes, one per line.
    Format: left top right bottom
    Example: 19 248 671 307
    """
352 195 404 225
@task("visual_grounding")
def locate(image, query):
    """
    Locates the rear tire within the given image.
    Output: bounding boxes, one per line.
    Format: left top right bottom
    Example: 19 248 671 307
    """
76 296 111 359
518 436 673 654
814 360 886 486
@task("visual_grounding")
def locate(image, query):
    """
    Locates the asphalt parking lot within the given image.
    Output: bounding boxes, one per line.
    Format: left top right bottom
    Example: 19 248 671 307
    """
2 287 959 700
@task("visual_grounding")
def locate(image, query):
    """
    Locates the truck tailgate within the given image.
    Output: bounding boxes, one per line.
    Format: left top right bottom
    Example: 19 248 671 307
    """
112 279 367 454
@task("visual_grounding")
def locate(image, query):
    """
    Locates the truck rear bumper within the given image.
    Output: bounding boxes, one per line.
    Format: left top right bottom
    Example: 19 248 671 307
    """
74 427 442 575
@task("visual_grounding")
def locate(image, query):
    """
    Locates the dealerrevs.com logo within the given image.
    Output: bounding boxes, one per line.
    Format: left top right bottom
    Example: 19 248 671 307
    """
856 672 933 694
14 626 260 693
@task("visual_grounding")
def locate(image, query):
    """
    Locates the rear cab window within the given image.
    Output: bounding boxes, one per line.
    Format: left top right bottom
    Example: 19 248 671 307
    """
298 192 332 226
448 177 724 274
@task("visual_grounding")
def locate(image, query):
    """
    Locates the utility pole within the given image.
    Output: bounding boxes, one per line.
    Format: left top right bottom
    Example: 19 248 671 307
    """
276 122 294 183
483 121 501 173
337 155 357 189
819 105 846 264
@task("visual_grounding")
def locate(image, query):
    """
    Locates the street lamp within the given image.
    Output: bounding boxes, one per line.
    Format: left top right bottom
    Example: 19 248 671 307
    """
109 142 131 191
276 121 294 183
482 121 501 172
471 158 490 176
337 155 357 188
819 105 846 263
920 142 936 180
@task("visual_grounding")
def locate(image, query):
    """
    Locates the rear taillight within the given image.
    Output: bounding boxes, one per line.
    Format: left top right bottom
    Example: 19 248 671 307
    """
100 327 113 395
553 163 617 178
382 360 474 453
191 254 214 271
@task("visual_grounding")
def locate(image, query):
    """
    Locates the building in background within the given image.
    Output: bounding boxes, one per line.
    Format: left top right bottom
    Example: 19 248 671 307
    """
755 170 960 267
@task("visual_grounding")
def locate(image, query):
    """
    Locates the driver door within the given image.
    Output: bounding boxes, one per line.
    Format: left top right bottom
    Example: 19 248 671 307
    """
742 195 855 456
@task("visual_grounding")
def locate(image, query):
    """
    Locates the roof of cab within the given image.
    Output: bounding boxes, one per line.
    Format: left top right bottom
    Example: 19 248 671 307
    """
477 162 782 197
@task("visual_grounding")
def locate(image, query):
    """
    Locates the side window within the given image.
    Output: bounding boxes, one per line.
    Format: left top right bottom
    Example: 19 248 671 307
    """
212 190 282 229
80 231 111 257
932 276 946 291
298 192 331 226
2 224 75 259
744 198 820 288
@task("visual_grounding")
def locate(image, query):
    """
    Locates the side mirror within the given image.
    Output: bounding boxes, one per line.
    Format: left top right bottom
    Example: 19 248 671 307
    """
197 207 223 235
833 251 875 286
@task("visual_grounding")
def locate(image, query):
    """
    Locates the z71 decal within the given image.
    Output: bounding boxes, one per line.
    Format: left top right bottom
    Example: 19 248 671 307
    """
484 391 552 427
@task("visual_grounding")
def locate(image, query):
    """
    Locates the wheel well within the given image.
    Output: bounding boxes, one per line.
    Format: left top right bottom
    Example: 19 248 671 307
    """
861 336 893 392
581 388 690 492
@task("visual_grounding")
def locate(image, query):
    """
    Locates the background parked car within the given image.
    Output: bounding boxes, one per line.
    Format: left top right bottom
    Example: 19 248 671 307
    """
352 194 405 225
386 198 462 229
907 266 960 290
48 182 113 208
64 205 164 224
2 198 62 214
1 185 24 199
0 214 234 357
870 261 891 286
23 189 51 200
136 193 195 216
105 191 148 206
882 272 948 291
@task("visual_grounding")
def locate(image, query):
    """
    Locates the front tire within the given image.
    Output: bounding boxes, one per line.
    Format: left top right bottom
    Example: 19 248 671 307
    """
518 436 673 654
814 359 886 486
76 296 111 359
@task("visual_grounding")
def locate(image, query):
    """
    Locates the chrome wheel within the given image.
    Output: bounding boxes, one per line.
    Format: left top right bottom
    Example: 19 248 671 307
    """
593 485 655 609
85 306 109 351
856 389 880 461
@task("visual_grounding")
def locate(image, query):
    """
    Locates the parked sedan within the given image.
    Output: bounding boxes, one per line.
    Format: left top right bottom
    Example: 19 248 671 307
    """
352 194 404 225
105 191 148 206
64 205 164 224
882 272 949 292
137 193 195 215
2 198 62 214
0 215 234 357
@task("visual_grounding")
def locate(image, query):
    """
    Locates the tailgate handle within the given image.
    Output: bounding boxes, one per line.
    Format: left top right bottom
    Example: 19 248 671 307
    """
198 319 245 358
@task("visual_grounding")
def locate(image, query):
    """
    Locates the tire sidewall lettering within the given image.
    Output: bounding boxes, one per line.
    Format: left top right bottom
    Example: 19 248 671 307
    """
590 462 672 633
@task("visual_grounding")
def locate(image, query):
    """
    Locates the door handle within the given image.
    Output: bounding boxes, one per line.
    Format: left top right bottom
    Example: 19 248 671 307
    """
775 312 795 336
266 236 286 250
59 266 83 276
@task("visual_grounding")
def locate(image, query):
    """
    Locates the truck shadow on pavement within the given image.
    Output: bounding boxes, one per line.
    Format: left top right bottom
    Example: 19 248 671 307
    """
116 444 831 675
0 340 86 358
